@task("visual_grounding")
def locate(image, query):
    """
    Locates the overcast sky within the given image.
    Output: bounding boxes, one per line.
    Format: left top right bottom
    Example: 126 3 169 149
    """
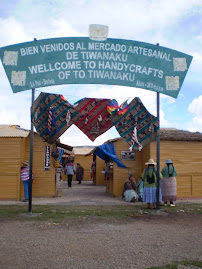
0 0 201 147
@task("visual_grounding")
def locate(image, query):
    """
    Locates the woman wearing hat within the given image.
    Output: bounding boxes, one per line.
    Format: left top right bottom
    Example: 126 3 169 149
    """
21 160 34 202
141 158 163 209
161 159 177 206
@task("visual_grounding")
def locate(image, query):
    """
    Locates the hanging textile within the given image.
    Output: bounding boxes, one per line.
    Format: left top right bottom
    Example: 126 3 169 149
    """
31 92 79 144
58 148 64 163
94 142 127 168
73 98 113 141
111 97 159 151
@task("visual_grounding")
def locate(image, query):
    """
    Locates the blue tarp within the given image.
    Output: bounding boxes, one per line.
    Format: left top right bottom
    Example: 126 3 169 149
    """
94 142 127 168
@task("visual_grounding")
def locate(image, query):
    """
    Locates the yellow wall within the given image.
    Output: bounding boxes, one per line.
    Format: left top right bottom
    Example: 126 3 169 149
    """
150 140 202 197
73 154 92 181
0 133 56 201
96 156 106 186
111 139 148 197
20 133 56 199
105 138 202 198
0 137 24 200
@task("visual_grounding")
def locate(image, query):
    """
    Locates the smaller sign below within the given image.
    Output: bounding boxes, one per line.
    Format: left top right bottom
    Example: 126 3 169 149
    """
44 146 50 170
121 151 135 160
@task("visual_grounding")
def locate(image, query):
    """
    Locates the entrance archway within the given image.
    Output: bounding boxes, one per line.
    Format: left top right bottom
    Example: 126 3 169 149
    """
0 28 192 212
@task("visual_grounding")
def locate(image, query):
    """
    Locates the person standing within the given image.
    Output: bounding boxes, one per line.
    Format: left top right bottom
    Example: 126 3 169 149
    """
90 160 96 183
65 160 76 187
137 177 144 202
161 159 177 206
141 158 163 209
21 160 34 202
76 163 84 184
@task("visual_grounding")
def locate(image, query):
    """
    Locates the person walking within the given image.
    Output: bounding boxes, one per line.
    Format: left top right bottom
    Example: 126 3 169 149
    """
65 160 76 187
21 160 34 202
161 159 177 206
141 158 163 209
76 163 84 184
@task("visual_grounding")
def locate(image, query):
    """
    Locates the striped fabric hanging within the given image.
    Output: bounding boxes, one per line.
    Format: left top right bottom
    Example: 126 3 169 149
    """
129 126 143 151
111 97 159 151
73 98 113 141
47 106 58 134
31 92 79 144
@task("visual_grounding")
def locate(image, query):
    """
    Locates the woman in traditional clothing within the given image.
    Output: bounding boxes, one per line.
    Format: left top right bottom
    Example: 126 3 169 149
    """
141 158 162 209
21 160 34 202
122 174 139 202
161 159 177 206
76 163 84 184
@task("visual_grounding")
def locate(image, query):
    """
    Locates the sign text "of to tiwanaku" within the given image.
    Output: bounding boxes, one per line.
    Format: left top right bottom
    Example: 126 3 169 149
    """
0 37 192 98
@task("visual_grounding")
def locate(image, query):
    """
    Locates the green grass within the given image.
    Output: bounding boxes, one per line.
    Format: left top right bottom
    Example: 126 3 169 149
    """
166 203 202 214
0 205 142 222
148 260 202 268
0 203 201 223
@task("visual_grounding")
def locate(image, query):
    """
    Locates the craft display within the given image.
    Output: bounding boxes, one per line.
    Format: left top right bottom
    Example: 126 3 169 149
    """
31 93 159 148
111 97 159 151
73 98 113 141
31 92 78 144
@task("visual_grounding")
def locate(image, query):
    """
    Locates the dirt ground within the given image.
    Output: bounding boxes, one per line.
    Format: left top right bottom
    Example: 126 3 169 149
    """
0 211 202 269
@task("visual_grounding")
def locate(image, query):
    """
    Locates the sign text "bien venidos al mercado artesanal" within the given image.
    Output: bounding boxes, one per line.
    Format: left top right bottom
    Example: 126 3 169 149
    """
0 37 192 98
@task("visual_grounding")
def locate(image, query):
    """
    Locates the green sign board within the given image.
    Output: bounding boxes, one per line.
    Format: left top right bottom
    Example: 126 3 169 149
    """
0 37 192 98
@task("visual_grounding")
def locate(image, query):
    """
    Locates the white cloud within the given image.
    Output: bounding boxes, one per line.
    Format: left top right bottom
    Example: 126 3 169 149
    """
0 17 31 46
188 95 202 116
50 18 84 38
60 125 120 146
187 95 202 132
196 35 202 43
0 0 201 145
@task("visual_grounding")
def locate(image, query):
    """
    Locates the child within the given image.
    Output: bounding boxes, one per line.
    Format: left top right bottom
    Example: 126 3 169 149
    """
137 177 144 202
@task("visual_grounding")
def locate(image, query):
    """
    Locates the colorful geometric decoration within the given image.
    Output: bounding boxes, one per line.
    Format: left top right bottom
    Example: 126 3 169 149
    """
107 99 129 115
31 92 78 144
118 99 129 115
111 97 159 151
73 98 113 141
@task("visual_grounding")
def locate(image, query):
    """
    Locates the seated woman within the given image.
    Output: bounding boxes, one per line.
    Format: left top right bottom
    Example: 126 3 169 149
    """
122 174 139 202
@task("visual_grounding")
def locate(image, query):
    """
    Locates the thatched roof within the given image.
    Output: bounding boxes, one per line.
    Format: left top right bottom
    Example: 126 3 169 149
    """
108 129 202 142
88 129 202 151
84 128 202 156
160 128 202 141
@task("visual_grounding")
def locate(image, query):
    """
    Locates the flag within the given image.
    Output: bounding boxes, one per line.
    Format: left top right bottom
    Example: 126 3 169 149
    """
118 99 129 115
